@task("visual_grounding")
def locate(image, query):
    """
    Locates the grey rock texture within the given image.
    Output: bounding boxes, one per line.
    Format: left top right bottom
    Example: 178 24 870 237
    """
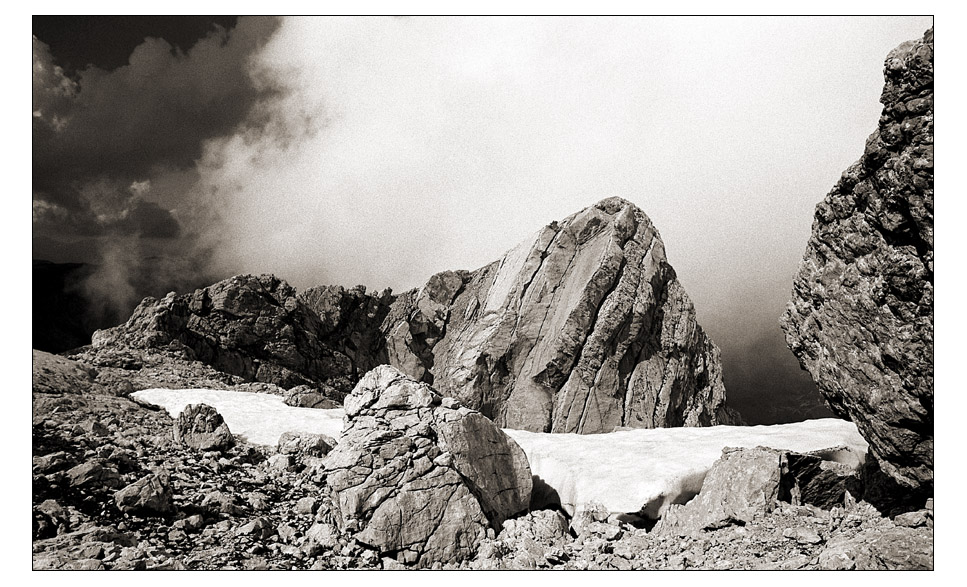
276 431 336 459
657 445 865 536
384 197 740 432
32 350 97 395
173 403 235 452
323 366 532 567
297 284 394 377
90 274 387 396
781 29 933 492
658 446 783 534
114 471 174 514
818 524 933 570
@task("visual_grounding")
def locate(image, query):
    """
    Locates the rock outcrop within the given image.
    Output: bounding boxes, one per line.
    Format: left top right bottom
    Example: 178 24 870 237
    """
657 447 783 534
91 275 389 396
657 445 865 536
383 197 739 432
91 199 735 434
781 29 933 493
32 350 97 395
323 366 532 567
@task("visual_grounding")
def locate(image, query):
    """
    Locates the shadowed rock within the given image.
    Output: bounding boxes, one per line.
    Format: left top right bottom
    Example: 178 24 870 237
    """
90 274 389 395
32 350 96 395
781 28 933 494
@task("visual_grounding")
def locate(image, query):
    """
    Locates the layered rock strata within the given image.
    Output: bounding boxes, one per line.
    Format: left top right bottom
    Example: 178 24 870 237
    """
384 197 739 432
781 29 933 492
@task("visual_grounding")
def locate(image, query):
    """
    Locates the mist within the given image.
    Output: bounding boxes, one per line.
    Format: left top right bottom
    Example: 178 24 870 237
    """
32 16 934 424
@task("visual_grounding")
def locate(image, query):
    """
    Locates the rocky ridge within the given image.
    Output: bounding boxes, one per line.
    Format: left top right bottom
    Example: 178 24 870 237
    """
89 274 392 399
384 197 740 432
85 198 739 436
781 28 933 494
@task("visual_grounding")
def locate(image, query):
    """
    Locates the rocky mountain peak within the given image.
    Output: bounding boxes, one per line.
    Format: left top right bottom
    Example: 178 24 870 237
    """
384 198 740 432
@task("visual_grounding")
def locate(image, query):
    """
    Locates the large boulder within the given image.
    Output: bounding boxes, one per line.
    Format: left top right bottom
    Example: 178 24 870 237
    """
781 29 933 493
323 366 532 568
657 446 784 534
383 197 740 433
174 403 234 452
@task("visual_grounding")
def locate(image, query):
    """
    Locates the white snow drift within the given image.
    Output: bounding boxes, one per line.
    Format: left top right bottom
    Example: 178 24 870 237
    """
133 388 345 444
132 388 867 517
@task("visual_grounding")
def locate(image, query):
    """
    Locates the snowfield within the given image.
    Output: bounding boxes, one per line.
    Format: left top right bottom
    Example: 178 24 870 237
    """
132 388 867 517
133 388 345 444
505 421 867 517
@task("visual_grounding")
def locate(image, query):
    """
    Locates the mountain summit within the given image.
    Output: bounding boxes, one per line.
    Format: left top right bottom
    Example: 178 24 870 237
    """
384 197 740 432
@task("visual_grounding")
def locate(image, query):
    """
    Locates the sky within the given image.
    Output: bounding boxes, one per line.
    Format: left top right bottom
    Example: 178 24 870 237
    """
31 15 935 424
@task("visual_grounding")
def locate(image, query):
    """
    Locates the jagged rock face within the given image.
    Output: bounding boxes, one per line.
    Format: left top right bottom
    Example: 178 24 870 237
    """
297 284 394 376
384 197 739 432
91 275 387 395
781 29 933 492
323 366 532 567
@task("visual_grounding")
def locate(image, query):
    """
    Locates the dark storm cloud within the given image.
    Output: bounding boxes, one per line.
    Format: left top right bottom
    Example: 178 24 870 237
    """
32 16 284 332
32 16 281 243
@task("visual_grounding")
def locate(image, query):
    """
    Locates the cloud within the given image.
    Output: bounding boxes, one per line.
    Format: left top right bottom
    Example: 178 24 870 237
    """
185 16 930 423
32 16 281 240
32 16 932 423
32 16 283 322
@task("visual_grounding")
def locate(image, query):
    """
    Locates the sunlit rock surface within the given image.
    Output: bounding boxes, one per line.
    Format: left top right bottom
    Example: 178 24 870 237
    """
384 197 740 433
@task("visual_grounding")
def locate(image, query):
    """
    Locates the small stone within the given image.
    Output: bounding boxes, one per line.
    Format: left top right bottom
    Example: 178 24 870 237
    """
114 471 174 514
294 496 318 515
277 524 298 543
167 529 187 542
782 527 823 544
66 461 120 489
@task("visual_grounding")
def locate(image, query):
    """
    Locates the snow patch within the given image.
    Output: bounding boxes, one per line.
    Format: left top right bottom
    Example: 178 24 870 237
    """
132 388 867 517
132 388 345 445
504 420 868 517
